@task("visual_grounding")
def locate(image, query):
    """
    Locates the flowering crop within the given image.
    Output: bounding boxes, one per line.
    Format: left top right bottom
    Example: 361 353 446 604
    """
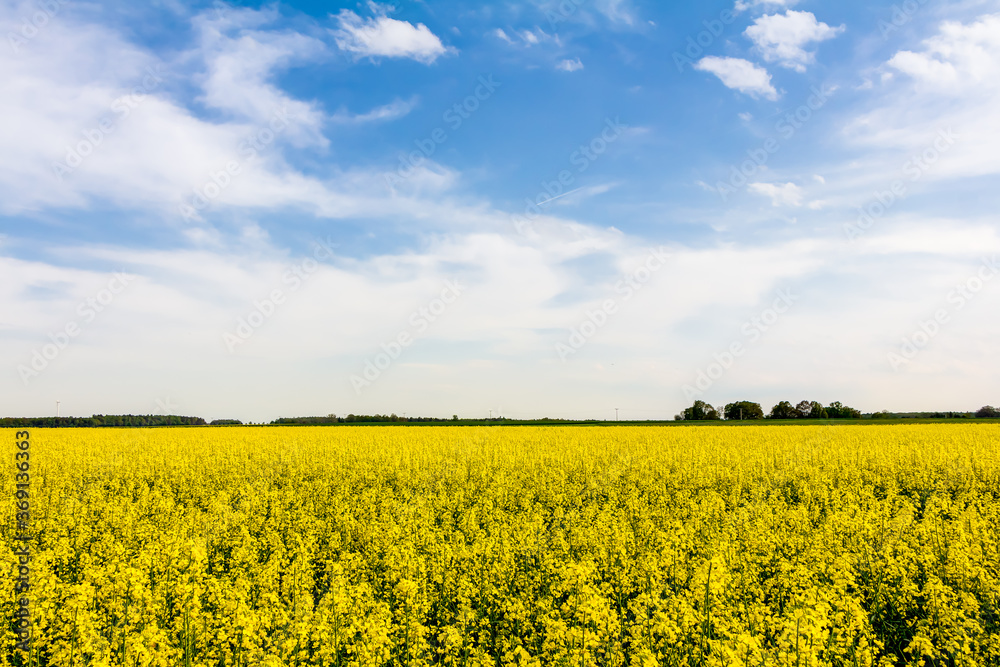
3 424 999 666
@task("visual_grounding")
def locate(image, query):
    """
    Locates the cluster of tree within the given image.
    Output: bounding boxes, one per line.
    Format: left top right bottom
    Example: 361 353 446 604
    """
676 400 722 421
675 400 861 421
767 400 862 420
0 415 207 428
209 419 243 426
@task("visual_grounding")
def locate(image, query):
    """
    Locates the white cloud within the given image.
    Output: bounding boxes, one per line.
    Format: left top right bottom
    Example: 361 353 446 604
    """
694 56 779 100
887 14 1000 90
520 27 557 46
845 13 1000 182
332 8 453 64
593 0 639 26
744 10 845 72
332 97 418 123
734 0 800 13
493 26 557 48
493 28 514 44
0 4 400 220
193 8 327 145
551 183 618 205
556 58 584 72
748 182 804 206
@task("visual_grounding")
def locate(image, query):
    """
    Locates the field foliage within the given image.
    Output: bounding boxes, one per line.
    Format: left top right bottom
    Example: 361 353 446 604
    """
3 425 999 666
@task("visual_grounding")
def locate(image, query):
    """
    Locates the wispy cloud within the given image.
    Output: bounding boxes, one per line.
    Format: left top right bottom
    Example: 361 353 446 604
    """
194 8 328 144
493 28 514 44
332 97 418 123
734 0 800 14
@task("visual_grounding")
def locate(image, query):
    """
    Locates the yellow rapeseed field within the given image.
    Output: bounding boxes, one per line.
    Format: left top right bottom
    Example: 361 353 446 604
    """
3 424 999 666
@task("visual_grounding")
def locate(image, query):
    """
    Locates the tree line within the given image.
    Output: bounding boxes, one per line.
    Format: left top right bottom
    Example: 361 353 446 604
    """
677 400 1000 421
0 415 207 428
271 414 456 425
678 400 863 421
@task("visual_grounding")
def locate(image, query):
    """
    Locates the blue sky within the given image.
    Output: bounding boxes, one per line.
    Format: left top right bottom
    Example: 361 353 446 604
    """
2 0 999 421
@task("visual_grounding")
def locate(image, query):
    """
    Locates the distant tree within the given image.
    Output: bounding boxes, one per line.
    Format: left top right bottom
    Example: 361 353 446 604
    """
452 415 459 421
768 401 798 420
682 400 708 421
976 405 1000 418
870 410 895 419
806 401 828 419
795 400 814 418
824 401 861 419
724 401 764 420
681 400 720 421
838 405 861 419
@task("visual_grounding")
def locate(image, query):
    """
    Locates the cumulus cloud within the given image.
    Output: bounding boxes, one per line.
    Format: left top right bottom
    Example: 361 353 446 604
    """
745 10 845 72
332 7 454 64
694 56 779 100
887 13 1000 89
556 58 584 72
